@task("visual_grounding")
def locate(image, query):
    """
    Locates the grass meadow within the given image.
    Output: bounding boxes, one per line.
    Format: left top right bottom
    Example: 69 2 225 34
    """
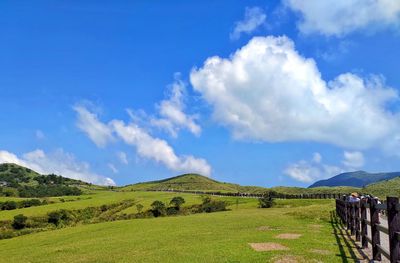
0 190 360 262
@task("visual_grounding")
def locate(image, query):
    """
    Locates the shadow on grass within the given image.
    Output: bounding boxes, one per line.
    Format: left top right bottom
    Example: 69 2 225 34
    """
329 211 369 263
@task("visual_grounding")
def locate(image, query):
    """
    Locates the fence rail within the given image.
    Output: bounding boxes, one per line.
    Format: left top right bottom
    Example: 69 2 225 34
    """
146 189 344 199
336 197 400 262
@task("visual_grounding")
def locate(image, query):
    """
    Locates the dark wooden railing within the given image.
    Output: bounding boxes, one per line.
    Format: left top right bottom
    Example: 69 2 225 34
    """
336 197 400 262
148 189 345 199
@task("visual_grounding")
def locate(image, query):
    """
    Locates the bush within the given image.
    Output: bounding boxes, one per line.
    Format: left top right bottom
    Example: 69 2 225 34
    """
166 207 178 215
150 200 166 217
169 196 185 210
12 214 27 229
1 201 17 210
258 192 275 208
48 210 73 226
200 196 227 213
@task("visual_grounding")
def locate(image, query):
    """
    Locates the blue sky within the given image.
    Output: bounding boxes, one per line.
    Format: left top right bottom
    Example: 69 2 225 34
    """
1 1 400 187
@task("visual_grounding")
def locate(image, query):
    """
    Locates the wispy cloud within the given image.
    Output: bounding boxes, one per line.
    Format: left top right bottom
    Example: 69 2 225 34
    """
73 105 114 148
150 73 201 137
230 7 267 40
285 0 400 36
117 151 128 165
74 105 212 176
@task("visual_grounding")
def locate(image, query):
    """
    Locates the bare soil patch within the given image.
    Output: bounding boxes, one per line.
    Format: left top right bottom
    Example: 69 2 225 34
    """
276 233 302 239
310 249 331 255
248 242 289 251
257 226 279 231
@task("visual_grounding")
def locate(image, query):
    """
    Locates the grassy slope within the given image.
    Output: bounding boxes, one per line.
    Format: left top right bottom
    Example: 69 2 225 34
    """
122 174 360 195
0 199 354 263
0 190 258 220
363 177 400 198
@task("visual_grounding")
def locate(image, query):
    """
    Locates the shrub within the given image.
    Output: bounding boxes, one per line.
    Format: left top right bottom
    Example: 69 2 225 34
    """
12 214 27 229
258 192 276 208
200 196 227 213
47 210 73 226
150 200 166 217
166 207 178 215
1 201 17 210
169 196 185 210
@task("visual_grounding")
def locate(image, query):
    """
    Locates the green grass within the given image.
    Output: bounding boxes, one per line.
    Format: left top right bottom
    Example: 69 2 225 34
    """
0 198 356 263
363 176 400 198
0 190 257 220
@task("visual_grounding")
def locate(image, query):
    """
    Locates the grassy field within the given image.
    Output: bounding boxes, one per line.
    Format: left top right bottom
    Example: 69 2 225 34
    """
0 191 360 263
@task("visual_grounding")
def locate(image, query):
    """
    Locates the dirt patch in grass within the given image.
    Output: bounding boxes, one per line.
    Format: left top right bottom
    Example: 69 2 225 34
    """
276 233 302 239
310 249 331 255
257 226 279 231
249 242 289 251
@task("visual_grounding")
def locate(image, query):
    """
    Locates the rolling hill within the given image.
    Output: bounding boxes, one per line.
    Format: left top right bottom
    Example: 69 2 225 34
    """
121 173 266 193
363 177 400 198
0 163 89 197
308 170 400 188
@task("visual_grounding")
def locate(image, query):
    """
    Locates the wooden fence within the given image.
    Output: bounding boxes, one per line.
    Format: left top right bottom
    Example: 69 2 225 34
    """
149 189 344 199
336 197 400 262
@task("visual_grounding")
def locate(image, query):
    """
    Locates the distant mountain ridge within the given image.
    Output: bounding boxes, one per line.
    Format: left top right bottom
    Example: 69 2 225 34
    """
309 171 400 188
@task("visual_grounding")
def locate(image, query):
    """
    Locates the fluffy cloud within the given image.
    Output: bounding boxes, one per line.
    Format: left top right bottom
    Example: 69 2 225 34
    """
284 152 343 183
0 149 115 186
150 75 201 137
111 120 211 176
230 7 267 40
342 151 365 168
73 106 211 176
191 35 400 153
73 105 114 148
285 0 400 36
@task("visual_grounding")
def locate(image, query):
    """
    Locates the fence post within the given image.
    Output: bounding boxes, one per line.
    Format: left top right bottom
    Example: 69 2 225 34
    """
355 201 361 241
350 203 355 235
370 198 381 261
361 199 368 248
387 197 400 263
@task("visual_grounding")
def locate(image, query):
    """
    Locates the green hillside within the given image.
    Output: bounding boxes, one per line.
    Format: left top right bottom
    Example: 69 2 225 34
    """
122 173 262 192
270 186 361 195
0 163 89 197
121 173 359 195
363 177 400 198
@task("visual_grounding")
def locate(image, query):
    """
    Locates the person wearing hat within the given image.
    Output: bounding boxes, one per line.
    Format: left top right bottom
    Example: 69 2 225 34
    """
349 192 360 203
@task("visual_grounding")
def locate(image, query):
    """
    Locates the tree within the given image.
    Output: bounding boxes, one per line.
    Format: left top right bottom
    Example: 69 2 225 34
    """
150 200 166 217
12 214 27 229
169 196 185 210
258 191 276 208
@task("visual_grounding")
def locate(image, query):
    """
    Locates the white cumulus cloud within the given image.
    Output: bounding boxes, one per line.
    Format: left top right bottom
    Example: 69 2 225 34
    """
342 151 365 168
285 0 400 36
230 7 267 40
0 149 115 186
190 35 400 154
284 152 343 183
